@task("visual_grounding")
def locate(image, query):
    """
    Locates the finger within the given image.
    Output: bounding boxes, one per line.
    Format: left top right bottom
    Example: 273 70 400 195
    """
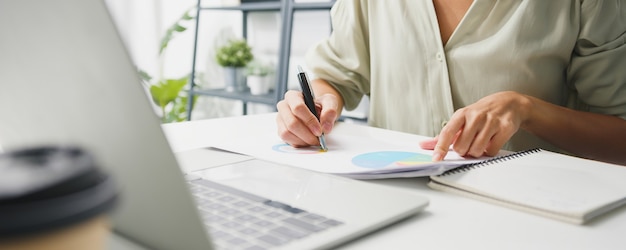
317 94 339 134
484 135 506 156
419 136 438 150
433 115 466 161
276 99 320 146
465 121 497 158
284 91 322 136
452 113 486 157
484 126 516 156
275 115 310 147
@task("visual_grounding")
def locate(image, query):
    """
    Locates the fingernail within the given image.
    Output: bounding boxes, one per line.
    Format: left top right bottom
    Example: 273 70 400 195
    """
311 126 321 136
322 122 332 133
432 151 443 162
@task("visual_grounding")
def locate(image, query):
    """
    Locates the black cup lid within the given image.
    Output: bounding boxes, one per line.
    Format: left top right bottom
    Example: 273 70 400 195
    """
0 146 118 238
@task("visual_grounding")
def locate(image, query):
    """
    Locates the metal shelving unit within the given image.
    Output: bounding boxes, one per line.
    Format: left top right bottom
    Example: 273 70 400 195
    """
186 0 335 120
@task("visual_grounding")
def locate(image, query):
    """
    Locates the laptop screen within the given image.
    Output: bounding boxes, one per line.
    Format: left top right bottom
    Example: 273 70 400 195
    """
0 0 212 248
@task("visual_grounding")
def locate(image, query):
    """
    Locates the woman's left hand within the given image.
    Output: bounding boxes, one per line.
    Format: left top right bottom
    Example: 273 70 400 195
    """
420 91 532 161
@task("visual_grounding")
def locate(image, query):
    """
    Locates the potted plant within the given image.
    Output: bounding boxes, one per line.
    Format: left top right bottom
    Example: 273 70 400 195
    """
215 39 254 92
140 8 197 123
245 60 273 95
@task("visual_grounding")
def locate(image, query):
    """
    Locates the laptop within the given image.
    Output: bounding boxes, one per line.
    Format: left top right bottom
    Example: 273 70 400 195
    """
0 0 429 249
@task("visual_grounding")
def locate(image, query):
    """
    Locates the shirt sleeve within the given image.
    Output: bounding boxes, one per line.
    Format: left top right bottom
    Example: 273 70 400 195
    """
566 0 626 119
305 0 371 110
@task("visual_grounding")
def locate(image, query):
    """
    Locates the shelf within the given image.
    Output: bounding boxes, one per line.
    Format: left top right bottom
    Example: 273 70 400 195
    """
293 1 335 10
187 0 335 120
190 88 276 105
200 1 334 11
200 2 282 11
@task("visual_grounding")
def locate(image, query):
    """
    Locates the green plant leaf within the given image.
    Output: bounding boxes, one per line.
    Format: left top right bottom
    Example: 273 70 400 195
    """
163 93 197 123
141 5 197 123
159 8 196 55
149 77 188 108
245 60 272 76
181 12 194 20
173 24 187 32
138 69 153 82
215 39 254 67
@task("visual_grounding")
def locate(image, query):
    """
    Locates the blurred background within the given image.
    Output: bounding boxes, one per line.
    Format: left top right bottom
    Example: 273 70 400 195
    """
104 0 368 122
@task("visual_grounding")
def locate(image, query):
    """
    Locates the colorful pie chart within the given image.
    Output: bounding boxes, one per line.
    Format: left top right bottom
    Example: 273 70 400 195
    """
272 143 325 154
352 151 432 169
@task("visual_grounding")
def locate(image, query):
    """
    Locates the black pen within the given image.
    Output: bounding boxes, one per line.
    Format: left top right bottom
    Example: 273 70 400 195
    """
297 65 328 152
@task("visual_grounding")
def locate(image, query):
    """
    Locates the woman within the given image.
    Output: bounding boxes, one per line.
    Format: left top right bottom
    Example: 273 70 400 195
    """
276 0 626 165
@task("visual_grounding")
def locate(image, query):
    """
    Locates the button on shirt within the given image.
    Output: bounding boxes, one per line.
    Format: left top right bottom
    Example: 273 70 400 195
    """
305 0 626 152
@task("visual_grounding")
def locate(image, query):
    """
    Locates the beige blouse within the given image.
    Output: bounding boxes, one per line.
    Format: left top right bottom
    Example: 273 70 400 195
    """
305 0 626 152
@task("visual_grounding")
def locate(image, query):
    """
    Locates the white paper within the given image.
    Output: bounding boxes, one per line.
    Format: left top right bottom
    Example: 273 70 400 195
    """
212 122 491 179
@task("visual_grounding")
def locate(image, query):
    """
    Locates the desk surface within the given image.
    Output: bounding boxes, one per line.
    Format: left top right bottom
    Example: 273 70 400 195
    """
159 113 626 250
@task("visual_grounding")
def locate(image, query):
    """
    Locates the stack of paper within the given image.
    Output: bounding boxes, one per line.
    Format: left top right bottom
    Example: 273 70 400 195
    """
211 121 495 179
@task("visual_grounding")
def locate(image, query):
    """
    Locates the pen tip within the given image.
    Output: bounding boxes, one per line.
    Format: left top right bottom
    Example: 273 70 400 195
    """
319 134 328 152
297 65 303 73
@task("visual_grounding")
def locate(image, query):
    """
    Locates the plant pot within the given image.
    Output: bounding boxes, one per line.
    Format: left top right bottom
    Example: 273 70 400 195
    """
223 66 247 92
247 75 270 95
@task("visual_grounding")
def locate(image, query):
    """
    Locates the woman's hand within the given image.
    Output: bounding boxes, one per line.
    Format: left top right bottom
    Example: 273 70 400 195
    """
421 91 532 161
276 89 340 147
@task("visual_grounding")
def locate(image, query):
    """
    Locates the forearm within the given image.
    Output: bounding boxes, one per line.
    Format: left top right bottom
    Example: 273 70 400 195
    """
521 95 626 165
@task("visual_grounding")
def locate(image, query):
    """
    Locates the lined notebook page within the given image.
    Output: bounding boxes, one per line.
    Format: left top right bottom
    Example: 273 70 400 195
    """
429 149 626 224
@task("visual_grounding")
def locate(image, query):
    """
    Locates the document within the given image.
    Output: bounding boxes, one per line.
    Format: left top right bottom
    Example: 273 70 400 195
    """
211 120 495 179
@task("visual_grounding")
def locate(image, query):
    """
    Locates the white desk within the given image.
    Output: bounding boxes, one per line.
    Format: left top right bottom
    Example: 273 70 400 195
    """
160 113 626 250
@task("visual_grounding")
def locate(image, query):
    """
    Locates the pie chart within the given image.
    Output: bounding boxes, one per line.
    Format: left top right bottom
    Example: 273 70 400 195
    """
352 151 432 169
272 143 325 154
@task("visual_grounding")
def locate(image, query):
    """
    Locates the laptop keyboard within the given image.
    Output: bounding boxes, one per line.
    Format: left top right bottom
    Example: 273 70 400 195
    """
187 178 344 250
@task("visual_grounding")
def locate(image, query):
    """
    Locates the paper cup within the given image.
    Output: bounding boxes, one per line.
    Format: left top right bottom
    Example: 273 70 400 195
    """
0 146 118 250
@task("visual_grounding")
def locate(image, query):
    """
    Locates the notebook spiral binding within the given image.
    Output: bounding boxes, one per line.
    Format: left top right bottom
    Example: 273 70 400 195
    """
439 148 542 176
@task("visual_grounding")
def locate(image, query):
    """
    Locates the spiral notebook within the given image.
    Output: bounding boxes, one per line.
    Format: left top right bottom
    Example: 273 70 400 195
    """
428 148 626 224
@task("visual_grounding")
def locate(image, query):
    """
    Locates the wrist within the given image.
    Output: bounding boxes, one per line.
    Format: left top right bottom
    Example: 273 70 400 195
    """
517 93 537 131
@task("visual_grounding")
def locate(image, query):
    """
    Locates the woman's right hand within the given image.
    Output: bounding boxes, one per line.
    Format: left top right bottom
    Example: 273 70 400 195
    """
276 87 341 147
